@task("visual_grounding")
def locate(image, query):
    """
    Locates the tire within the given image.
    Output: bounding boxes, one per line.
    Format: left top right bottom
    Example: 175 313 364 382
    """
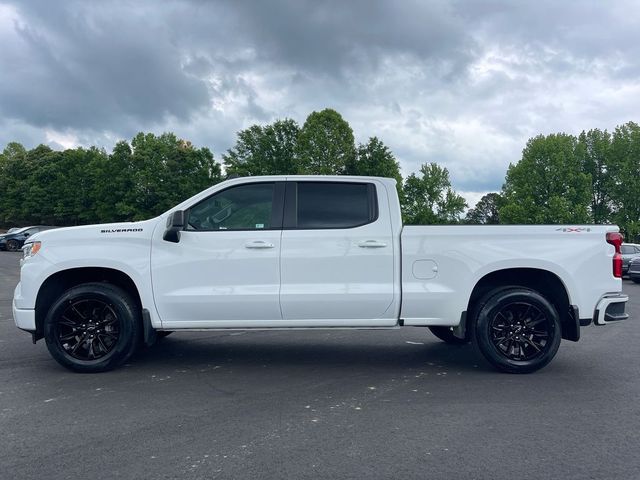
6 239 20 252
428 326 468 344
44 282 142 373
472 287 561 374
632 278 640 284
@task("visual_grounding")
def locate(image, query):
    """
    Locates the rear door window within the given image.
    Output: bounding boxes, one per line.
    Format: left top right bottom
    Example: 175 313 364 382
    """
286 182 377 229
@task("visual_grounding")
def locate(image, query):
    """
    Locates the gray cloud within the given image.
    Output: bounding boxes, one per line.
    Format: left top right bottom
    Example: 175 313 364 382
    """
1 0 639 204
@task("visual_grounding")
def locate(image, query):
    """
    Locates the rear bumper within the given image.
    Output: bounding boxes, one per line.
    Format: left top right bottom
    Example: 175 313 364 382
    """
593 294 629 326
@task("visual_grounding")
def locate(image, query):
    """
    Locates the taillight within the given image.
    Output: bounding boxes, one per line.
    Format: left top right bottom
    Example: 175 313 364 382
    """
606 232 623 278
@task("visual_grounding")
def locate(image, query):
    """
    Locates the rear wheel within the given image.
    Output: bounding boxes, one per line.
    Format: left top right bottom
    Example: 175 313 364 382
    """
473 287 561 374
44 283 141 373
6 239 19 252
428 326 468 344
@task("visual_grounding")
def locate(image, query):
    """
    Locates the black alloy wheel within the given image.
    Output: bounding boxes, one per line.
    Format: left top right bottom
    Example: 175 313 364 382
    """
488 302 550 361
44 283 141 372
55 299 121 361
473 287 561 373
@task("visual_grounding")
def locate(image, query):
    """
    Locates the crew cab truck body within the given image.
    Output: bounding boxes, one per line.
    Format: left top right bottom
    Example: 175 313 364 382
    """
12 176 629 373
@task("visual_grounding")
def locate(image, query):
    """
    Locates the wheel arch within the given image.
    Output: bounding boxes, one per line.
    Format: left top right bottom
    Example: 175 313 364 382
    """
33 267 143 342
465 267 579 342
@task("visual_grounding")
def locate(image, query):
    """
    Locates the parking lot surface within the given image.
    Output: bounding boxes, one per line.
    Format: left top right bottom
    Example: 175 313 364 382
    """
1 251 639 479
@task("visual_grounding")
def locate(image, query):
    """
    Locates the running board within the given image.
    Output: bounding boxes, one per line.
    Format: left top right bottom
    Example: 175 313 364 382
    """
155 326 404 332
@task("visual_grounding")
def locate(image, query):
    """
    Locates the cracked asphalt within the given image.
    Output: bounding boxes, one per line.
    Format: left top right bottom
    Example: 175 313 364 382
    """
1 251 639 479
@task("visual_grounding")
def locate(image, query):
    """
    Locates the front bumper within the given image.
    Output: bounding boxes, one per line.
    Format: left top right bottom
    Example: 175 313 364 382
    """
594 293 629 325
13 297 36 331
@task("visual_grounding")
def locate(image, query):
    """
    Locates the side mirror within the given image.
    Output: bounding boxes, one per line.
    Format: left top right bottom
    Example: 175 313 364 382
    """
24 233 30 237
163 210 185 243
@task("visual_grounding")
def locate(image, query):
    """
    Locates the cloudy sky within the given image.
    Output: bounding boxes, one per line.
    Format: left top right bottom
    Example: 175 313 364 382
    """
1 0 639 206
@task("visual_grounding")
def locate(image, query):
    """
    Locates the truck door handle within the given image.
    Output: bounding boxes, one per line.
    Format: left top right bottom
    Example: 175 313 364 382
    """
358 240 387 248
244 240 274 249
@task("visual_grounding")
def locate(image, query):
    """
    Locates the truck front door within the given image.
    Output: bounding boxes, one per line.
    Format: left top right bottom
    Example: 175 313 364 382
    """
151 181 284 328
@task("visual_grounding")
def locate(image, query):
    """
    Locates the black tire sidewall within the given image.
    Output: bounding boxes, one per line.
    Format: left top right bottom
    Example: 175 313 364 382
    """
474 288 561 374
7 239 19 251
44 283 140 373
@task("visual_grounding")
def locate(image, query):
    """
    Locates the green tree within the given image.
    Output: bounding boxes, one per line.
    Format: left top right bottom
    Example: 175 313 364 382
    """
466 192 503 224
609 121 640 241
402 163 467 224
347 136 403 191
125 133 222 220
88 141 137 223
24 148 90 225
500 134 591 224
19 145 58 224
0 142 29 225
296 108 356 174
223 119 299 176
576 128 612 224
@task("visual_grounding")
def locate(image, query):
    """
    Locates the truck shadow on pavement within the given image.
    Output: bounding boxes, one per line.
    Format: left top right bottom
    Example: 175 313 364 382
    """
132 334 492 374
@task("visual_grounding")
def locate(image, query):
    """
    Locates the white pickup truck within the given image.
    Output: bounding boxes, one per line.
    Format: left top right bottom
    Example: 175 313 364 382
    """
13 175 629 373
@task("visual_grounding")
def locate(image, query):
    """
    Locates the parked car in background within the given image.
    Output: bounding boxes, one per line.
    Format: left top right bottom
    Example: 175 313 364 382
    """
0 226 57 252
628 257 640 283
621 243 640 275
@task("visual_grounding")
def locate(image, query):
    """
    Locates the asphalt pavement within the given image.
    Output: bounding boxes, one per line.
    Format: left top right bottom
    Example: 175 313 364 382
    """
1 251 639 480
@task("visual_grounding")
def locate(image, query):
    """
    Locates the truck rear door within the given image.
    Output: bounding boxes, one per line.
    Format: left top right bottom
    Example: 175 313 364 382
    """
279 179 397 325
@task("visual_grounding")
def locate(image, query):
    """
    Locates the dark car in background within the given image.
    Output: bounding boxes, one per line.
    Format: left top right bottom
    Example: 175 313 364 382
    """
628 257 640 283
621 243 640 275
0 226 57 252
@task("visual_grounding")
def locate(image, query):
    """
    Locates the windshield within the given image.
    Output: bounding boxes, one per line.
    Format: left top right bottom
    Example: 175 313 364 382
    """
6 227 29 235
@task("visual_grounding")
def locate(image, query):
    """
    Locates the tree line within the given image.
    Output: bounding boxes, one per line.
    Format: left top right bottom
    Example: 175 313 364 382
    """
0 109 638 240
470 122 640 241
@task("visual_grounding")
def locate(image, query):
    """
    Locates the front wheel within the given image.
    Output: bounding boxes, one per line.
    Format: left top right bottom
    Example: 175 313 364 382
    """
44 283 142 373
473 287 561 374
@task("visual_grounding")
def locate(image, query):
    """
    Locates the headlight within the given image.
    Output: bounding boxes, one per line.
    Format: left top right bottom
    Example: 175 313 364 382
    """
22 241 41 259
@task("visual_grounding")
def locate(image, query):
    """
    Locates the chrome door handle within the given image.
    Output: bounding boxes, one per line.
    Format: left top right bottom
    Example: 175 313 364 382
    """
358 240 387 248
245 240 274 249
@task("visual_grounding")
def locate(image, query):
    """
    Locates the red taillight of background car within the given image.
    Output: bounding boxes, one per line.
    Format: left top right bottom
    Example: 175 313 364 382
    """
606 232 623 278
